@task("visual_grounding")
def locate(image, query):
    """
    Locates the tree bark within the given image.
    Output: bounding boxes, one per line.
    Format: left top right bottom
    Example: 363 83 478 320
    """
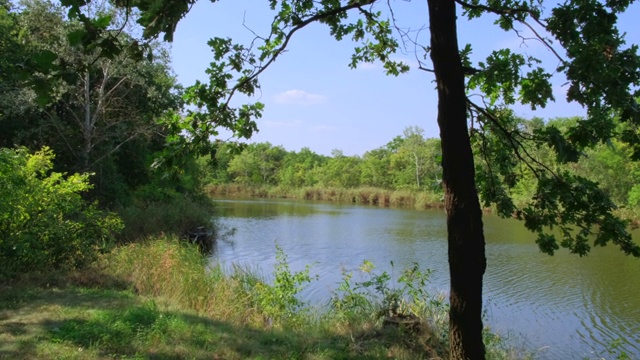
427 0 487 359
83 71 92 171
414 152 421 188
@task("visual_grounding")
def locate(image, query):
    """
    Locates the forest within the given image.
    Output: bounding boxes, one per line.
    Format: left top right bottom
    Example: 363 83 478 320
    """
0 0 214 274
1 0 640 359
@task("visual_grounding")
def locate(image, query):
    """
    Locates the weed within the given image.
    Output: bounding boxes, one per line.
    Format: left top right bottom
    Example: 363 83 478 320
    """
252 246 317 327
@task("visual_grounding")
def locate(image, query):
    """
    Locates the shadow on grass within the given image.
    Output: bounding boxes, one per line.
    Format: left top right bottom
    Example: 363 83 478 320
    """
0 284 433 360
0 265 445 360
41 306 372 359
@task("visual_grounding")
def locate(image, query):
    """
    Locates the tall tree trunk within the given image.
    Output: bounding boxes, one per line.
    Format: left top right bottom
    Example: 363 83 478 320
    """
427 0 487 359
83 71 92 171
414 152 421 188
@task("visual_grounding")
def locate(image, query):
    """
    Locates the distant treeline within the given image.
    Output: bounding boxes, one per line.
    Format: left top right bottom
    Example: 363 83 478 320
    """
203 120 640 217
205 126 443 192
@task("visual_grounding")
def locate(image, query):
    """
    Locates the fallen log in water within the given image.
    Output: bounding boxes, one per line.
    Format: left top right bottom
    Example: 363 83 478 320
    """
186 226 215 254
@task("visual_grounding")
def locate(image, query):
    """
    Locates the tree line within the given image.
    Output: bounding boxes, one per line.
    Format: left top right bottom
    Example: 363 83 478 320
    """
207 120 640 216
208 126 441 191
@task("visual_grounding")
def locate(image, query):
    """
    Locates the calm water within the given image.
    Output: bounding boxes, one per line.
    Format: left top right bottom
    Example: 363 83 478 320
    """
209 198 640 359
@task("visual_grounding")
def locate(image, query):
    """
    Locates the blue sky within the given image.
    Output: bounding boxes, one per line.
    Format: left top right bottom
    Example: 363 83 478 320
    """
169 0 640 156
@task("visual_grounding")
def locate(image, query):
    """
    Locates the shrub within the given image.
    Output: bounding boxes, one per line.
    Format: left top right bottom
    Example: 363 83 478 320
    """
0 147 122 279
117 194 214 241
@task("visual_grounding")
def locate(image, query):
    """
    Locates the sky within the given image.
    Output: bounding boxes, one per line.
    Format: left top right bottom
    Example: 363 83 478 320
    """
169 0 640 156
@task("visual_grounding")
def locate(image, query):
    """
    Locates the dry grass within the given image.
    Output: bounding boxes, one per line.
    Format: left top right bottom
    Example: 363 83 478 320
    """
206 184 445 210
103 237 263 327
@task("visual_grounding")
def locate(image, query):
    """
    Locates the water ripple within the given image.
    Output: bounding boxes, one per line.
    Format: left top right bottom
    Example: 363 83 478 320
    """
211 199 640 360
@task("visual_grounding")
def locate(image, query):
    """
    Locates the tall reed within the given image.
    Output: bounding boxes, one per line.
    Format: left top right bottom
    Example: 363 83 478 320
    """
205 184 444 209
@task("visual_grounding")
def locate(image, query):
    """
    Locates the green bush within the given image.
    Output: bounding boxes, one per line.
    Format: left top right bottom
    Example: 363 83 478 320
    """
0 147 122 279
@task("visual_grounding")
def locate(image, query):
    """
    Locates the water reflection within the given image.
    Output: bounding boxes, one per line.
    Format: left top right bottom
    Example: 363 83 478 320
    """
210 198 640 359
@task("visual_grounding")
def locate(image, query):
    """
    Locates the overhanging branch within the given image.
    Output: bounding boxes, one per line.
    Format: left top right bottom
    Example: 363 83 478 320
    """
454 0 566 65
466 97 558 181
224 1 375 109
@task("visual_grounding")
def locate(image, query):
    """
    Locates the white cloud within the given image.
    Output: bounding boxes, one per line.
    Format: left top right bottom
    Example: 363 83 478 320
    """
356 62 379 71
273 89 327 105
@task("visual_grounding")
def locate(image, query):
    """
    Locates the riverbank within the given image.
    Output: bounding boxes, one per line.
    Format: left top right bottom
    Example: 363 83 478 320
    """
206 184 445 210
206 184 640 226
0 238 525 360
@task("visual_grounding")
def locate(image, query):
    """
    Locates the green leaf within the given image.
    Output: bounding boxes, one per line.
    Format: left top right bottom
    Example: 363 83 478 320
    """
93 14 112 29
33 50 58 71
67 29 87 46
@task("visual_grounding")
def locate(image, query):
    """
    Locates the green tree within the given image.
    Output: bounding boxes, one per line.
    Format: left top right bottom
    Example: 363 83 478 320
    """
389 127 442 190
227 147 260 185
573 140 637 205
317 150 363 188
399 126 428 188
227 142 286 185
0 147 122 279
0 1 44 148
48 0 640 358
360 146 393 188
1 0 181 204
203 140 235 185
279 147 327 187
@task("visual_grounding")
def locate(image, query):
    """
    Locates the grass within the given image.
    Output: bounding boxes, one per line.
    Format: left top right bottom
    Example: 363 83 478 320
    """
206 184 445 210
0 238 529 360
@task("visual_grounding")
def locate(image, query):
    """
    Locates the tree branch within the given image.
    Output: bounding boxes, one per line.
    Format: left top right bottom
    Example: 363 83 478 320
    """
224 1 375 109
454 0 566 65
454 0 537 18
466 97 558 181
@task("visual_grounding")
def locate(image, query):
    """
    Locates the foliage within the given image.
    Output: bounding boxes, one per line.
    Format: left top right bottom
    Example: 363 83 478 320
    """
0 0 182 206
206 126 444 193
278 147 328 187
317 150 363 188
117 194 214 242
390 129 442 191
331 260 447 331
227 142 287 185
0 147 122 279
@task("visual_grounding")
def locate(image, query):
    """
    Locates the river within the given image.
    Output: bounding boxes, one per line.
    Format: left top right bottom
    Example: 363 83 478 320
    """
209 198 640 359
